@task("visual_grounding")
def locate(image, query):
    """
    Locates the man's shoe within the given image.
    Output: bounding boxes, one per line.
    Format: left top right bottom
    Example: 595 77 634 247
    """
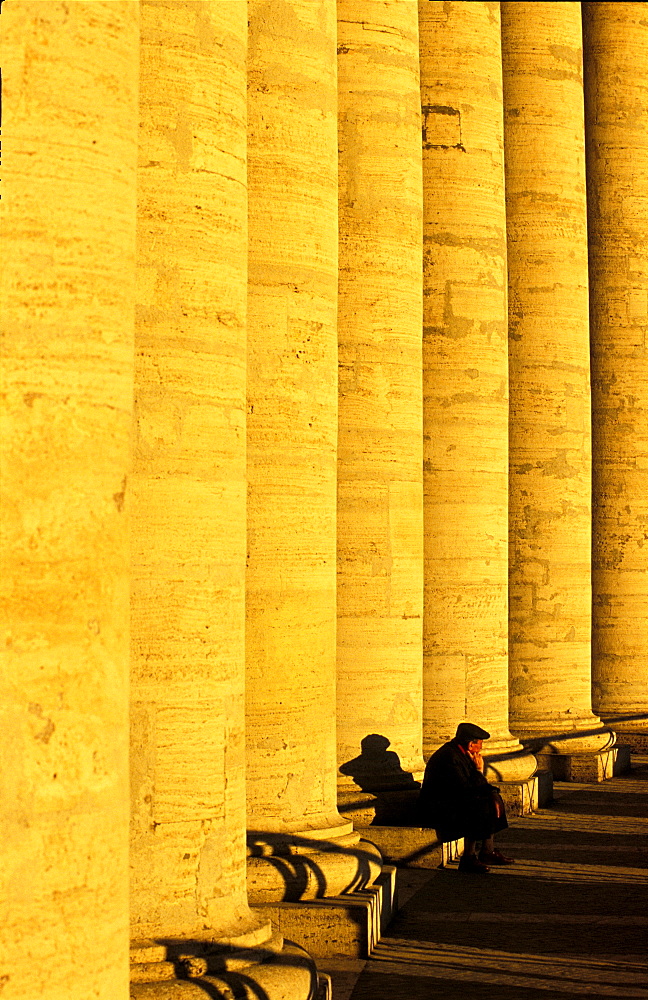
479 849 514 865
458 854 490 874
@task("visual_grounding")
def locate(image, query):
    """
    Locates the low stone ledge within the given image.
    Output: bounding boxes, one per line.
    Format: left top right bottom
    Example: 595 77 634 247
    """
613 744 632 774
611 730 648 753
337 787 421 828
253 867 396 960
375 864 398 932
535 768 554 806
254 893 377 959
498 771 554 813
536 746 626 782
353 826 462 869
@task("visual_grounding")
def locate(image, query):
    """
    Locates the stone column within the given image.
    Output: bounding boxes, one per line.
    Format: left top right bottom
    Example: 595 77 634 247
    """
336 1 425 804
583 2 648 749
246 0 381 903
502 2 613 764
0 2 137 996
420 0 534 786
129 4 317 996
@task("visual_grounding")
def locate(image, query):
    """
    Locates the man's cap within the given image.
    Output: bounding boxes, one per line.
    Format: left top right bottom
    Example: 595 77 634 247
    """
455 722 490 743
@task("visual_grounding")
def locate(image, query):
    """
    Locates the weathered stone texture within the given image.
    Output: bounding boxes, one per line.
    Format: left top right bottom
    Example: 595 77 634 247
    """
246 0 344 838
419 1 522 773
336 1 424 788
7 0 648 992
502 2 610 752
0 2 138 996
584 2 648 729
130 0 268 948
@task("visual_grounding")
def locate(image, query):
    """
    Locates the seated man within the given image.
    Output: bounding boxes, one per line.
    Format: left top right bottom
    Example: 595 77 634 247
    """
419 722 514 873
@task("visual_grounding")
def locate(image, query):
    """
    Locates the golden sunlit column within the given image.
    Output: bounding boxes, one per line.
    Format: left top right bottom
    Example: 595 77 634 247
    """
246 0 380 901
0 3 137 996
584 2 648 746
336 1 425 796
502 2 612 757
129 5 316 996
420 0 533 784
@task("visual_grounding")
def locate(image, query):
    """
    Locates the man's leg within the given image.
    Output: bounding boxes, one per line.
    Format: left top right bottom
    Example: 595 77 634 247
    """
463 837 478 857
479 834 514 865
458 836 490 873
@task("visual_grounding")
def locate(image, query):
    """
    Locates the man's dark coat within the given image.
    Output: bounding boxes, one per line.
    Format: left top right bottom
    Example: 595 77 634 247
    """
418 738 508 842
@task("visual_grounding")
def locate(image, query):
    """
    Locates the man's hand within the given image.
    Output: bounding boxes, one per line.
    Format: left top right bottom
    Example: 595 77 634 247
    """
467 739 485 772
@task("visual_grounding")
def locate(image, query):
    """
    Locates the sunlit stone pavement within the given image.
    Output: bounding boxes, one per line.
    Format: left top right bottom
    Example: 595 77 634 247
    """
321 757 648 999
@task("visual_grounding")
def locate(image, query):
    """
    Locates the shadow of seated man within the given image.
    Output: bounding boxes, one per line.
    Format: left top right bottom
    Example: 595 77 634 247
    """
419 722 515 874
339 733 419 805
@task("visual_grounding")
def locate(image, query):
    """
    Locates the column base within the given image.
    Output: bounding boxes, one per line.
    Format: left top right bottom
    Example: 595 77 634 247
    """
482 740 538 784
253 865 397 959
512 719 616 755
535 745 631 782
247 832 382 903
130 934 320 999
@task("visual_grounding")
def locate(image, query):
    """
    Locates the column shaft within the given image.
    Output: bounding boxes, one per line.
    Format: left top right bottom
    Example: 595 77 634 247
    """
246 0 382 904
502 1 611 752
246 0 343 837
336 0 424 792
130 0 269 955
420 1 529 779
0 2 138 996
584 2 648 733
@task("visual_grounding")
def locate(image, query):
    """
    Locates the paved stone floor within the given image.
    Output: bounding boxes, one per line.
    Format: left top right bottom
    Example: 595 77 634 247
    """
320 756 648 999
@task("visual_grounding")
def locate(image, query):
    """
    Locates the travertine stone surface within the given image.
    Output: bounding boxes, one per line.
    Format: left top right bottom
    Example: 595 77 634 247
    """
130 0 270 951
502 2 610 753
583 2 648 730
336 1 424 790
0 2 138 996
420 1 530 779
246 0 347 840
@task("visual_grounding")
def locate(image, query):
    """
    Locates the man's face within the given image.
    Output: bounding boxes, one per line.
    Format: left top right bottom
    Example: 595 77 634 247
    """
468 739 483 753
